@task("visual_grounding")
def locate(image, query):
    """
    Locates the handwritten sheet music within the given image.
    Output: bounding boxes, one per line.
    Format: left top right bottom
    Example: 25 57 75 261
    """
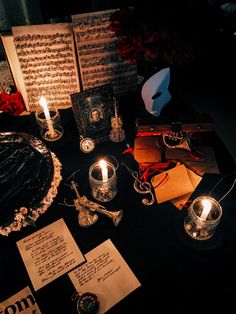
68 239 141 313
12 23 80 111
16 218 85 291
0 286 41 313
72 10 137 97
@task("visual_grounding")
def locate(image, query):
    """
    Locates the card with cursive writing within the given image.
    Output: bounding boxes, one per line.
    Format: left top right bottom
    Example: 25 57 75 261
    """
16 218 85 291
0 286 41 313
68 239 141 313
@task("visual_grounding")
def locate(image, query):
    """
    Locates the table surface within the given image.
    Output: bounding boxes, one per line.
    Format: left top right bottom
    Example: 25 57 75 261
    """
1 94 236 313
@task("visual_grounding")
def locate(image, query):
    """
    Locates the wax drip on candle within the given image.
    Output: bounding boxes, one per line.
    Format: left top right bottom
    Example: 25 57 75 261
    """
99 159 108 182
39 96 56 138
200 199 212 221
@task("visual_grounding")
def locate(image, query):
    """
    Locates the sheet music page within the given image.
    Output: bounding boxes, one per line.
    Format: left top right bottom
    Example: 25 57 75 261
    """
68 239 141 313
1 35 29 109
72 10 137 97
12 23 81 111
0 286 41 313
16 218 85 291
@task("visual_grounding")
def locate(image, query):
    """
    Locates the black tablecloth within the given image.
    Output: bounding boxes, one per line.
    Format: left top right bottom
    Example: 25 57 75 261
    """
1 97 236 313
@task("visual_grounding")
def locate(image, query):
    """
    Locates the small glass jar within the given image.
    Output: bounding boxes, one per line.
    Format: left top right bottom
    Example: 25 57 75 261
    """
35 105 64 141
89 161 117 202
184 196 222 240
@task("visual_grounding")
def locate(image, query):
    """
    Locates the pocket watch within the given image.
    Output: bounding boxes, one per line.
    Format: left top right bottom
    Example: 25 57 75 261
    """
71 291 99 314
80 136 95 153
77 292 99 314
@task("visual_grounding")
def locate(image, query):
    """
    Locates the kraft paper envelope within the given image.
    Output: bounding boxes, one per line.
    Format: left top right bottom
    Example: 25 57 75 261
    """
165 146 220 175
134 136 161 165
151 164 195 203
170 167 202 210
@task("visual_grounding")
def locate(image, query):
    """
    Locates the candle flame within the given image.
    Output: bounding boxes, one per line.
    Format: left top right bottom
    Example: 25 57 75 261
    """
99 159 107 169
39 96 47 109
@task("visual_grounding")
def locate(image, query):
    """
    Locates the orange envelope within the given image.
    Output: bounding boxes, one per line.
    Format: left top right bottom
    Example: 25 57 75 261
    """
170 167 202 210
133 136 161 165
151 164 195 204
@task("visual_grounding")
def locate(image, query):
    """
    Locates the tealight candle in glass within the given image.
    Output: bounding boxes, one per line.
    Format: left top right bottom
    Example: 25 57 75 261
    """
35 97 63 141
184 196 222 240
89 159 117 202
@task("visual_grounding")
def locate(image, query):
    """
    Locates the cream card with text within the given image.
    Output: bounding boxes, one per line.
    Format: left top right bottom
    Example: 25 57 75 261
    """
17 218 85 291
68 239 141 313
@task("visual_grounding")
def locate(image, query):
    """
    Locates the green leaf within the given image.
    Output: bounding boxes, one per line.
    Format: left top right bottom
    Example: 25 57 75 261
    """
25 217 37 227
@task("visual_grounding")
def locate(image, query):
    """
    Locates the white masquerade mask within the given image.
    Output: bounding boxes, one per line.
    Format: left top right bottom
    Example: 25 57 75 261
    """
141 67 171 117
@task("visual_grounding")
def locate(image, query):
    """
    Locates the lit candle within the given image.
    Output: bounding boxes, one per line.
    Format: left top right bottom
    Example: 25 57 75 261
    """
99 159 108 182
200 198 212 221
39 96 56 138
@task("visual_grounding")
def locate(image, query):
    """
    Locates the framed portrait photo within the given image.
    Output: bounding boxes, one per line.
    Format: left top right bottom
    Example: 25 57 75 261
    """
71 84 114 143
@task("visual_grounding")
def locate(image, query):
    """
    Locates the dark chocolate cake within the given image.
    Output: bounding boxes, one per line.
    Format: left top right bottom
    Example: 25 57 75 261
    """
0 132 62 235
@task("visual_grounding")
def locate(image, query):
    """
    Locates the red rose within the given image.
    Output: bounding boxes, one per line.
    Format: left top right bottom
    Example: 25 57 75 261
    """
0 92 10 105
117 35 143 62
109 20 123 33
9 91 25 116
109 7 194 65
0 92 11 111
0 91 25 116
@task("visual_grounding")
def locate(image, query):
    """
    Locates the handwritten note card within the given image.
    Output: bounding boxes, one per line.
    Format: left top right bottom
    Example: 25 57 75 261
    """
17 218 85 291
0 286 41 313
68 239 141 313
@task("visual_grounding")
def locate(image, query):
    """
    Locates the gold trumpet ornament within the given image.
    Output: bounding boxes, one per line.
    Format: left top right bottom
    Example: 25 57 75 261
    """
162 131 191 151
71 181 123 227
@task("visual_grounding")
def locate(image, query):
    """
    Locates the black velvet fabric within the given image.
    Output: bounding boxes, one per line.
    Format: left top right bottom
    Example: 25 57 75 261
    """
0 139 53 225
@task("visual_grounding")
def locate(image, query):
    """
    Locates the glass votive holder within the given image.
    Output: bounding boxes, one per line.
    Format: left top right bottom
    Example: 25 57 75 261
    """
35 105 64 141
184 196 222 240
89 160 117 202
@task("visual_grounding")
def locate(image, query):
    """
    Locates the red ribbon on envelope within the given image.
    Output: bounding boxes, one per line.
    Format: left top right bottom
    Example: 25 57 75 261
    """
139 160 176 182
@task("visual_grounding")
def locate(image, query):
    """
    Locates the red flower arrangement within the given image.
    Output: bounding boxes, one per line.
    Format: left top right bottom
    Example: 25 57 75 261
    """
109 7 194 66
0 91 25 116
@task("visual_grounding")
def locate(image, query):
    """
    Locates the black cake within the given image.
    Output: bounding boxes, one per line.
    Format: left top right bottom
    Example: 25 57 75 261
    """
0 132 54 226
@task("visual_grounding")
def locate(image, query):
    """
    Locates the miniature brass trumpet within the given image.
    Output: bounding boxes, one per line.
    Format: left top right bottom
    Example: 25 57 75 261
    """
71 180 123 227
90 207 123 227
